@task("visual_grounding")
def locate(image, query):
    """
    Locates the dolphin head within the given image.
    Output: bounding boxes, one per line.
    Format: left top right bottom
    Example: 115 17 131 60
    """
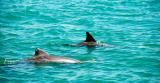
34 48 48 57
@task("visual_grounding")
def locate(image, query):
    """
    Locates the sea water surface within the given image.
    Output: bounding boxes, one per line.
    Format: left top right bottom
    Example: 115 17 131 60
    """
0 0 160 83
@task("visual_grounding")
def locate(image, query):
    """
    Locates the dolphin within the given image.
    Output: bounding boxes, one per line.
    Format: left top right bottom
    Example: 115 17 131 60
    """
26 48 81 63
65 32 110 47
78 32 97 46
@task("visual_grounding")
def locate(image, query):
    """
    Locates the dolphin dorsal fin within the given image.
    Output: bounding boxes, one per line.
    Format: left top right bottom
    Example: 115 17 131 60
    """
84 32 96 42
34 48 48 57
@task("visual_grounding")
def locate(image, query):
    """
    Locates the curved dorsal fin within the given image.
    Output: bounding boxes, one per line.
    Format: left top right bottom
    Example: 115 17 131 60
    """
84 32 96 42
34 48 48 57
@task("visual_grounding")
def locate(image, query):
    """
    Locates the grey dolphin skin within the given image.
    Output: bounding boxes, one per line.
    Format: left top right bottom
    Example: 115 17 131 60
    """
78 32 97 46
65 32 110 47
26 48 81 63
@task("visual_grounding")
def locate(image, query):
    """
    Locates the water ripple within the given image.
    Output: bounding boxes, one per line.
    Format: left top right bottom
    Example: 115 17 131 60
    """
0 0 160 82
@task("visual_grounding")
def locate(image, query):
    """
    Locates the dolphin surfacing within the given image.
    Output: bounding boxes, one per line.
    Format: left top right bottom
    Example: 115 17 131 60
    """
65 32 110 47
78 32 97 46
27 48 81 63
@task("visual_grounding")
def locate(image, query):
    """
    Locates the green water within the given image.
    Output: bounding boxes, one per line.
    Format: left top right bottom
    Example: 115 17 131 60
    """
0 0 160 83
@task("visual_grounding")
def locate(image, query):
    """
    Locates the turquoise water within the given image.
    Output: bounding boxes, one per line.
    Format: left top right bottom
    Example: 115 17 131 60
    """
0 0 160 82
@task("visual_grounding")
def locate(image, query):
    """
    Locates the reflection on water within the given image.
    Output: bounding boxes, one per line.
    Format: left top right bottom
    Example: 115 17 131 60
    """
86 46 96 54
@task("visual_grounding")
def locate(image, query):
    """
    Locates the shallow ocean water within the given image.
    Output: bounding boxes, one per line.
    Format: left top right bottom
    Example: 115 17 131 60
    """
0 0 160 83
